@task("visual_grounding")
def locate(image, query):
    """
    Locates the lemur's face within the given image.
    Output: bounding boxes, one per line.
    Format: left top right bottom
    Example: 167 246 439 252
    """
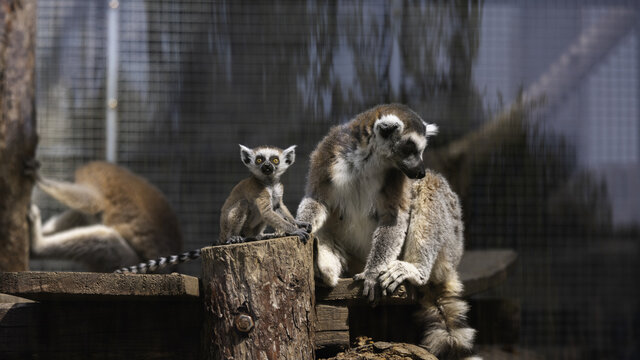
373 113 438 179
239 144 296 181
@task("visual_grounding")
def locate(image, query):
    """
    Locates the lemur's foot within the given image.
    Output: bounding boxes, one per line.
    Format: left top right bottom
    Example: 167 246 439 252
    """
294 220 312 233
23 159 40 179
286 228 311 244
225 235 246 245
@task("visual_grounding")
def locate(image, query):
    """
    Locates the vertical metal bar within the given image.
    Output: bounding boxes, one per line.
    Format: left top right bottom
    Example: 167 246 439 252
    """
105 0 120 163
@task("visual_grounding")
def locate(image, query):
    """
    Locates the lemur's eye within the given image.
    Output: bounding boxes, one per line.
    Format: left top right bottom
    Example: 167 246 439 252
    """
272 157 279 165
256 157 264 164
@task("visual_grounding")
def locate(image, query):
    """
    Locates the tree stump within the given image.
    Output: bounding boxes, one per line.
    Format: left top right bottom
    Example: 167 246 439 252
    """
201 236 315 360
0 0 38 271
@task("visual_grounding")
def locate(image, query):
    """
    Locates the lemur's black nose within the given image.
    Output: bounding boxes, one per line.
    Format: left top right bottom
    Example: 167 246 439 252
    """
261 163 274 175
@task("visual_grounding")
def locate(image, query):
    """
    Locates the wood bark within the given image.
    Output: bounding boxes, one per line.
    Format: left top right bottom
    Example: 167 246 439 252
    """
201 236 315 360
0 0 38 271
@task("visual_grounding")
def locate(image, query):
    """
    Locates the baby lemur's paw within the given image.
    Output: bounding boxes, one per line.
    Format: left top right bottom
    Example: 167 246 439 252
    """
294 220 312 233
286 228 311 244
225 235 246 245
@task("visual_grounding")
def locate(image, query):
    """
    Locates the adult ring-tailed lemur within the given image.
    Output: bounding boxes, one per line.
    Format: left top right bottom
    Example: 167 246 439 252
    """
296 104 481 360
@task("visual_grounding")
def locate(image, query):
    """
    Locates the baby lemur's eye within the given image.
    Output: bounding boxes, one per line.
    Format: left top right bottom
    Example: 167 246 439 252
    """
271 157 280 165
256 157 264 164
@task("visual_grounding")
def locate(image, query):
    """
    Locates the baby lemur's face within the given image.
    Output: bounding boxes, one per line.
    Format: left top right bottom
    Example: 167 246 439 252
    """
239 144 296 182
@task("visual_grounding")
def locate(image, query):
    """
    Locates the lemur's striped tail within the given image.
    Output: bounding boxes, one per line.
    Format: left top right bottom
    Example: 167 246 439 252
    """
418 275 481 360
114 249 201 274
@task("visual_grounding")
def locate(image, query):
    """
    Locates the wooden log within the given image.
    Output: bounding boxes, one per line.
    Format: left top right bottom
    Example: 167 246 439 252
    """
317 249 517 303
0 0 38 271
201 236 315 360
0 271 200 301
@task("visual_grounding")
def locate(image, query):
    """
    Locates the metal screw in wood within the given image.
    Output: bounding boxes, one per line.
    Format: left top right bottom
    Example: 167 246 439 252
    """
234 313 254 333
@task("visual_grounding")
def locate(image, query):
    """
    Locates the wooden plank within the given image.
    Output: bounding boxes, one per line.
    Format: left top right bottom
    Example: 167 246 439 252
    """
317 279 417 304
316 304 348 331
0 272 199 301
317 249 517 302
315 331 350 349
0 300 201 359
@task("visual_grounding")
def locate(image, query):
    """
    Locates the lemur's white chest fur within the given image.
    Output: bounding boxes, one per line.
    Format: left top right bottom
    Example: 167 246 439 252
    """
267 183 283 210
326 149 388 259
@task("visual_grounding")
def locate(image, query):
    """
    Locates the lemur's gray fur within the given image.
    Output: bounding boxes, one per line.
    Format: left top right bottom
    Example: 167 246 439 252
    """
296 104 480 360
27 161 183 273
218 144 311 245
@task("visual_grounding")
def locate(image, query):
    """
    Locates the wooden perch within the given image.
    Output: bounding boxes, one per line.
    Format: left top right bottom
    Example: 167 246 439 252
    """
317 249 517 304
0 272 200 301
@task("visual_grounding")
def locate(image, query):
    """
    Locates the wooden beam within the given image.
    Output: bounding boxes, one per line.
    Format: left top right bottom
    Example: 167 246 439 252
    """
0 271 200 301
317 249 517 303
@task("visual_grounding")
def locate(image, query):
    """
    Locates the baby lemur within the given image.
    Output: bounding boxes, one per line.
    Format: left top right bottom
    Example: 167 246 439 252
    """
218 144 311 244
27 161 183 273
296 104 480 360
113 144 310 273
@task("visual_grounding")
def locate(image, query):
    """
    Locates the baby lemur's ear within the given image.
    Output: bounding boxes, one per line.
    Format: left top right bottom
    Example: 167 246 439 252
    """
283 145 296 165
239 144 254 165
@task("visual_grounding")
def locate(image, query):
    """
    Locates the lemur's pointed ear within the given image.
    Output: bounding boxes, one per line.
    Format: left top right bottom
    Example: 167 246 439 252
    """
374 115 404 139
239 144 253 165
423 122 438 137
283 145 296 165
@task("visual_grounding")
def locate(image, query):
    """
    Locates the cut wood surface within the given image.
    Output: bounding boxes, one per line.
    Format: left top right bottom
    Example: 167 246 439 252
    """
317 249 517 303
201 236 315 360
0 271 199 301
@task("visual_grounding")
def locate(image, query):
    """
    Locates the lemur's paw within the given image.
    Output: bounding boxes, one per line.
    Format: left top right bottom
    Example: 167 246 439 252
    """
378 260 425 295
225 235 246 245
23 159 41 179
287 229 311 244
354 271 381 305
294 220 312 233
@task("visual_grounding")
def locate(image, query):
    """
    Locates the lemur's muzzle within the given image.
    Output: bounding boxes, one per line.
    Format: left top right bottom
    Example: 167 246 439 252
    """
261 163 274 175
400 164 426 179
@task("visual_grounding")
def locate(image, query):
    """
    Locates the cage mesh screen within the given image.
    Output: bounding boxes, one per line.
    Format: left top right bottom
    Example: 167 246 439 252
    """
34 0 639 358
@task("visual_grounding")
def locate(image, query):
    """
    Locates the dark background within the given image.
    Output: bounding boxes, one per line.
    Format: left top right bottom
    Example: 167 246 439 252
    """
32 1 639 358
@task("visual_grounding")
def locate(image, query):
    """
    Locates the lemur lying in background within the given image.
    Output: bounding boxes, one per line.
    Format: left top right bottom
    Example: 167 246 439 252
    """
296 104 480 360
26 161 184 273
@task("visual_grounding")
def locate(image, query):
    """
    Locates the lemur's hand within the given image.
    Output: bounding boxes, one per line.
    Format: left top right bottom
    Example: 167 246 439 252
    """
294 220 312 233
286 228 311 244
225 235 246 245
378 260 426 296
23 159 41 180
353 270 382 305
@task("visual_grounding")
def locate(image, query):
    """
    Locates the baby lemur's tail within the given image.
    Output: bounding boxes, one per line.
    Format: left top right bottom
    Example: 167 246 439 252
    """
418 275 481 360
114 249 201 274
